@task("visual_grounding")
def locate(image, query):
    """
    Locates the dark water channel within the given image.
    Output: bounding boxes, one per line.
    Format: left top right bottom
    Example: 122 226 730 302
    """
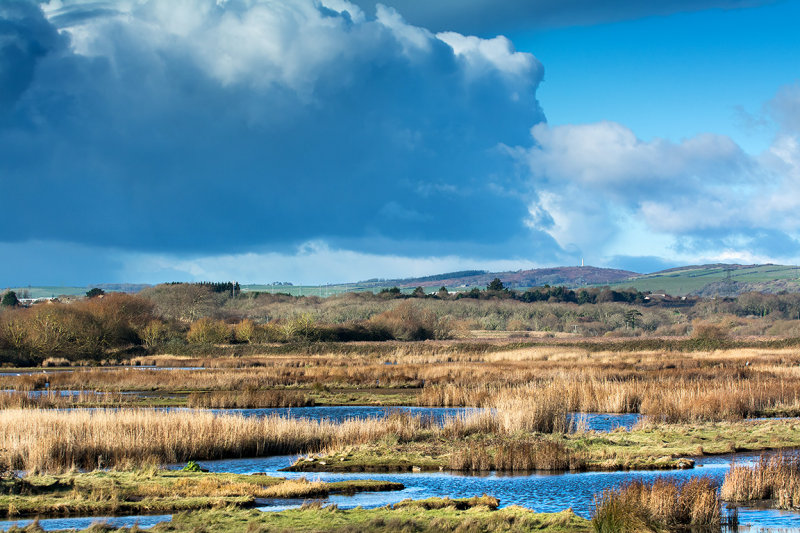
205 406 641 432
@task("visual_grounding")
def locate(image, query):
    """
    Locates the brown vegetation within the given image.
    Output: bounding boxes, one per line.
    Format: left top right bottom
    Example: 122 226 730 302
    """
592 478 726 532
449 439 585 472
721 454 800 509
7 280 800 366
4 345 800 424
186 390 313 408
0 390 125 409
0 409 427 473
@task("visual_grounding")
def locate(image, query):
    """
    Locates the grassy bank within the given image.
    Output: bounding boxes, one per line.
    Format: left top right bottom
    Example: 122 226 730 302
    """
289 419 800 473
3 500 591 533
155 501 590 533
0 470 403 519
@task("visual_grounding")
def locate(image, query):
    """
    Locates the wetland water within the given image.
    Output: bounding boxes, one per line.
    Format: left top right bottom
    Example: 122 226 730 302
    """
199 452 800 530
0 407 796 531
14 404 643 431
207 407 641 432
4 452 794 531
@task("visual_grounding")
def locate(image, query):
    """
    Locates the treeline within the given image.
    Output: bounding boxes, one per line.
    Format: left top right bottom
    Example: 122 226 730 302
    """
377 280 649 304
0 294 156 365
0 293 450 365
138 281 800 336
6 281 800 365
167 281 241 294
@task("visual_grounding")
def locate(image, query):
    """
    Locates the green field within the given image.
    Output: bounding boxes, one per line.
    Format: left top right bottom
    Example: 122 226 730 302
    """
3 284 467 300
239 284 469 297
6 286 88 299
606 264 800 295
9 264 800 300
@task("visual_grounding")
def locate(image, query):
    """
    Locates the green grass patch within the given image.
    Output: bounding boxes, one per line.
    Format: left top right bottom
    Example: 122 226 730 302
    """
289 419 800 474
0 470 403 519
138 501 591 533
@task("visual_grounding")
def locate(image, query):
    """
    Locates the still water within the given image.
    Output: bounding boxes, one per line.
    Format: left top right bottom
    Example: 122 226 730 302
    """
2 452 798 532
205 452 800 531
0 407 796 531
205 406 641 432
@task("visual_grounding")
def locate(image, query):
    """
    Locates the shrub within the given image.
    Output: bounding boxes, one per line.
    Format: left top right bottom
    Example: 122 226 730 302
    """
181 460 208 472
186 318 231 345
139 320 169 348
84 293 156 346
1 291 19 307
369 301 451 341
233 319 256 343
2 305 104 361
592 478 723 532
250 322 286 343
691 320 729 341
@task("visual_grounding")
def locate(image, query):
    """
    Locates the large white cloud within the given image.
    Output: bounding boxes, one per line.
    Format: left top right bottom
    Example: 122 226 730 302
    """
515 88 800 262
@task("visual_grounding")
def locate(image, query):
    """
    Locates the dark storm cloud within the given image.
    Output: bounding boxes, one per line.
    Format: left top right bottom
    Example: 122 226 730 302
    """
346 0 776 36
0 0 555 259
0 1 64 108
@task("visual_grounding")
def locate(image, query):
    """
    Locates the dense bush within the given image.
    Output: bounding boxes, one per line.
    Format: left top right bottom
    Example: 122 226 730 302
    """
369 301 451 341
186 318 231 345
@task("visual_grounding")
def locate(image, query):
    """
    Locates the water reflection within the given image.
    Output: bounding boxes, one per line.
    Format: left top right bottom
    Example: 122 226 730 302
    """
0 514 171 531
198 451 800 531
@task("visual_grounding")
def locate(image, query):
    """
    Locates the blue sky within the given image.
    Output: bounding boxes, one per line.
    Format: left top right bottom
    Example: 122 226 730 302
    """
1 0 799 285
512 1 800 155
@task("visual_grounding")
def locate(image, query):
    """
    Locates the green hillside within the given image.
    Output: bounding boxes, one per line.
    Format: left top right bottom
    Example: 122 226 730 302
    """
9 264 800 300
607 264 800 295
6 286 88 299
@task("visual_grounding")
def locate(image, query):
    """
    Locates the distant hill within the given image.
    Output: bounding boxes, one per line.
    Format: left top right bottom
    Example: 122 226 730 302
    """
606 264 800 296
373 266 639 290
12 263 800 299
370 263 800 296
6 284 151 299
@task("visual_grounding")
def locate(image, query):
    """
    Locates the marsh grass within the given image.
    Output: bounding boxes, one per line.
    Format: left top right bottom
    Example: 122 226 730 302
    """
0 409 420 473
393 494 499 511
721 454 800 509
449 440 586 472
0 390 124 409
7 347 800 427
0 470 404 518
186 390 313 408
591 478 726 532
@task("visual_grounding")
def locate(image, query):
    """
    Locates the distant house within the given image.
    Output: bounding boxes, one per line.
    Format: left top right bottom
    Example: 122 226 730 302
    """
18 297 57 306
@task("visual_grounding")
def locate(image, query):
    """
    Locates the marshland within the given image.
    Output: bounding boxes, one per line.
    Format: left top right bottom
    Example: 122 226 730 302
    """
4 283 800 530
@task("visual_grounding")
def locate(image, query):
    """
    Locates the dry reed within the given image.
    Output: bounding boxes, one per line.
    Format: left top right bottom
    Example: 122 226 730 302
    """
721 454 800 509
0 409 420 474
186 390 313 408
0 391 124 409
5 346 800 426
448 439 585 472
592 478 724 532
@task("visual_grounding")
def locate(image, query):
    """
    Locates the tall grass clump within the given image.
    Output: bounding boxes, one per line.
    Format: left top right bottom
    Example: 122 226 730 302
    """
0 409 409 474
0 391 124 409
449 439 585 472
491 386 569 434
186 390 313 408
721 454 800 509
592 478 726 532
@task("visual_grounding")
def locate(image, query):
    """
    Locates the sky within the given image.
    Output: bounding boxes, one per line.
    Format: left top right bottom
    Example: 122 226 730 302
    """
1 0 799 285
